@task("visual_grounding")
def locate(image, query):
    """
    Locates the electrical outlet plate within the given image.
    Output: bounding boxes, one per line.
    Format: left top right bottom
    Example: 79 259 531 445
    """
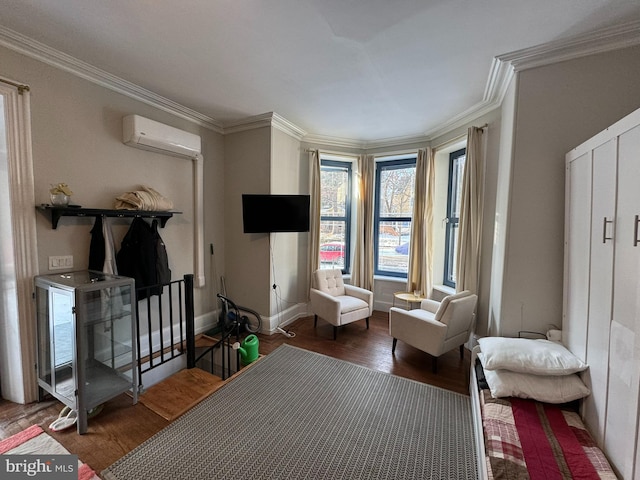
49 255 73 270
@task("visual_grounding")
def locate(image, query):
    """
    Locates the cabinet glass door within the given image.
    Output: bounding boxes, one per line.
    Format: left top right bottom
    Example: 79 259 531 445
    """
76 284 135 407
51 287 75 402
36 286 51 386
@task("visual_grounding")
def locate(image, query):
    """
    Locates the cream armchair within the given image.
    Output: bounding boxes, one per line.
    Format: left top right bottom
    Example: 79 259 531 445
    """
310 269 374 340
389 290 477 373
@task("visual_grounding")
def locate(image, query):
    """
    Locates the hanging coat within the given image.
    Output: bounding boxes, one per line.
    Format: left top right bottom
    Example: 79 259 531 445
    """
88 216 105 271
87 216 122 319
89 216 119 274
116 217 171 300
102 217 118 275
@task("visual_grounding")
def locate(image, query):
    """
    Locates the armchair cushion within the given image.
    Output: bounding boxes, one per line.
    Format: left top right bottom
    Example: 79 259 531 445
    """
433 290 473 322
420 299 440 314
344 285 374 315
313 268 346 296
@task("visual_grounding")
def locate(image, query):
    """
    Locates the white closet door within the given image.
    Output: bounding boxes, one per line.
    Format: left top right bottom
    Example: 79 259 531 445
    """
563 153 591 359
608 123 640 479
583 139 616 447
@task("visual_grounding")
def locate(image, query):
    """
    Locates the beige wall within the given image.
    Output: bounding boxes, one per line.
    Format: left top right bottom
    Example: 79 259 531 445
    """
223 127 309 329
270 129 308 321
223 127 272 316
0 45 225 319
495 45 640 337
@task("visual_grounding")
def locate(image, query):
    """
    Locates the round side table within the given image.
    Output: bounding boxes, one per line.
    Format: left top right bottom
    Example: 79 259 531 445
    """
393 291 425 309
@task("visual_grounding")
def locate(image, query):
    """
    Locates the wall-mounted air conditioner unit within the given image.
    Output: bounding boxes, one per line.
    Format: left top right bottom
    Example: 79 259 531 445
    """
123 114 201 158
122 113 206 288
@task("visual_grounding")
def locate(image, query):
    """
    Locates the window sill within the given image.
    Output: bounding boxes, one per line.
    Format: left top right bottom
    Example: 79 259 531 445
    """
433 284 455 296
373 275 406 284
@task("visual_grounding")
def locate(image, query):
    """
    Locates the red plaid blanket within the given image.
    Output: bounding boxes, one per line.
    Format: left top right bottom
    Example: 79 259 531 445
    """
480 390 617 479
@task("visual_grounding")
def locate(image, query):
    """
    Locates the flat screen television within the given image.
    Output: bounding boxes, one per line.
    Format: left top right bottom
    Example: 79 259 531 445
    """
242 194 310 233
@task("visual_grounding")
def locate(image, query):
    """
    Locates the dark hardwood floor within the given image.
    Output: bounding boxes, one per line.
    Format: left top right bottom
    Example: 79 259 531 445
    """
0 310 469 473
259 310 470 394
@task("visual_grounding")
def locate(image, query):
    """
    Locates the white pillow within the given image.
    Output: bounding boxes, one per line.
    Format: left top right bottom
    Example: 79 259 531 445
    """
479 355 590 403
477 337 588 375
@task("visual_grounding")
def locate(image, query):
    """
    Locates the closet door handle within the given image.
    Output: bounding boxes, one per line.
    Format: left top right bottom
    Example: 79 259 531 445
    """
635 215 640 247
602 217 613 243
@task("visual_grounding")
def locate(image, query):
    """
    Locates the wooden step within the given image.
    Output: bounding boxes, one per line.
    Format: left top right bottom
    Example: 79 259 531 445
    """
138 368 224 421
194 333 221 348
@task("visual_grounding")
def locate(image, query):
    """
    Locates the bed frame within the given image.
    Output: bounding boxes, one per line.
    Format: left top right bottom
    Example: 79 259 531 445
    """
470 345 489 480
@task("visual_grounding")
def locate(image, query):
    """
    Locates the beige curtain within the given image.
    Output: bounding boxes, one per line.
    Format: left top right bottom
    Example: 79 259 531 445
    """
455 126 485 294
308 149 321 288
407 147 435 298
352 154 375 291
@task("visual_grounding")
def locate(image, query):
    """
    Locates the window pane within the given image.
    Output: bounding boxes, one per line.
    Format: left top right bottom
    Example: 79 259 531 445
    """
451 154 466 217
374 158 416 277
321 168 348 217
444 148 465 287
378 167 415 217
377 221 411 274
445 223 458 285
319 220 345 270
320 160 351 273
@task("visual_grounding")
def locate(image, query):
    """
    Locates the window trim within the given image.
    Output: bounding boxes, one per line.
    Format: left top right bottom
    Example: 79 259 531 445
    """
320 159 352 274
373 156 416 278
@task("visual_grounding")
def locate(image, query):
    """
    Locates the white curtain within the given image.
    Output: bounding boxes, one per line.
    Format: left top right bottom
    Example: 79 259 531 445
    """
352 154 375 291
407 147 435 298
308 149 321 288
0 81 39 403
455 126 486 294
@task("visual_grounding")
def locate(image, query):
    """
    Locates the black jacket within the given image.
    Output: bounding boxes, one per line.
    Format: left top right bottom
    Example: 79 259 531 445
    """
116 217 171 300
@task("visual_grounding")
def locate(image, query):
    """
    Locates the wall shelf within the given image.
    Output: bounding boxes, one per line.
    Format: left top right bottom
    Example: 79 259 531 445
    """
37 205 181 229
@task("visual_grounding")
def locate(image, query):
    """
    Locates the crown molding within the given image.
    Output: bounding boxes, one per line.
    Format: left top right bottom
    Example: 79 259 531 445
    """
222 112 274 134
301 133 366 150
483 57 516 106
302 131 431 150
423 99 501 141
0 25 224 133
1 19 638 148
423 56 514 140
497 19 640 72
363 133 430 150
271 112 307 140
425 20 640 141
222 112 307 140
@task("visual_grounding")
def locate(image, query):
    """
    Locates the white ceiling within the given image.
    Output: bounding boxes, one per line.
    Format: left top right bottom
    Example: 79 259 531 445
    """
1 0 639 143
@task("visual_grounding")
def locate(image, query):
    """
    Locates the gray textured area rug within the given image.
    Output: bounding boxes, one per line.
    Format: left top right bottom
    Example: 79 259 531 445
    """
102 344 477 479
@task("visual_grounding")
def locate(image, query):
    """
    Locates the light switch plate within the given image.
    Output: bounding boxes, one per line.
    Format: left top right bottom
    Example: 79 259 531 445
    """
49 255 73 270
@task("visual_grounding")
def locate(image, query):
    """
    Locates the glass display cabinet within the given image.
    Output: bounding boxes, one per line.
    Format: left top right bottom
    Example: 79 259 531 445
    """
35 270 138 434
